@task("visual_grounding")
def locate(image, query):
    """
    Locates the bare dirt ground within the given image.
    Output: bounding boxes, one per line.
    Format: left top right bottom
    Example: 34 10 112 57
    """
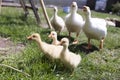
0 37 25 56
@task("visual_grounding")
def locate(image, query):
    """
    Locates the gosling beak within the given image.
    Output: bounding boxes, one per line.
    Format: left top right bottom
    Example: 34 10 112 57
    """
48 34 52 38
27 36 32 40
59 41 65 45
72 4 75 7
83 6 87 12
59 41 63 45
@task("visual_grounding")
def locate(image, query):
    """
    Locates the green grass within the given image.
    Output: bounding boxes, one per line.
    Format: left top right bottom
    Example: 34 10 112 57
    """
0 7 120 80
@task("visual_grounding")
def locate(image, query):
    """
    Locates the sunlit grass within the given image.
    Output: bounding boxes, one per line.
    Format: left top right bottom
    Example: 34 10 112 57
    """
0 7 120 80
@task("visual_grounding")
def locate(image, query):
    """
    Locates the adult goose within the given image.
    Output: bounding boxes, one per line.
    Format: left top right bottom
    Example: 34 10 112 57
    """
83 6 107 49
65 1 84 44
50 7 65 34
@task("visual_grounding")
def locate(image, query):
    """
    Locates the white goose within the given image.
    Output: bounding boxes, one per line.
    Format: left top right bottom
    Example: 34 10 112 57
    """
59 38 81 71
27 33 63 60
83 6 107 49
48 31 60 45
65 1 84 44
50 7 65 34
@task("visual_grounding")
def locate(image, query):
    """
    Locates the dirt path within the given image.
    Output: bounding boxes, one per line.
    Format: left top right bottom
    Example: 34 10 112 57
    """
0 37 25 56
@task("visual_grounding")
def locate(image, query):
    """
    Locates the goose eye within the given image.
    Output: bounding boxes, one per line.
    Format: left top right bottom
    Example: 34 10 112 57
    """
52 33 55 35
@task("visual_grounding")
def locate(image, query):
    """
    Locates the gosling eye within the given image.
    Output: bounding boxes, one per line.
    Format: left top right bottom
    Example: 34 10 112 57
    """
62 41 66 44
32 35 36 38
52 33 55 35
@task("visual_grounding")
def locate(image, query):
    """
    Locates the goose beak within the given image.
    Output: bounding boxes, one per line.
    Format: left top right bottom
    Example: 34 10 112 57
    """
71 1 77 8
53 8 56 12
53 7 57 12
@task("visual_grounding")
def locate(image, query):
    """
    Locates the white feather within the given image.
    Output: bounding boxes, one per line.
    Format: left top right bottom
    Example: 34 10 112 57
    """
48 31 60 45
27 33 63 60
83 6 107 40
65 2 84 33
50 7 65 33
60 38 81 69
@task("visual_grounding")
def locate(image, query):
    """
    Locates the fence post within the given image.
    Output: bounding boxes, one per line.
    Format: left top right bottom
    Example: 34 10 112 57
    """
19 0 29 18
39 0 52 29
29 0 41 25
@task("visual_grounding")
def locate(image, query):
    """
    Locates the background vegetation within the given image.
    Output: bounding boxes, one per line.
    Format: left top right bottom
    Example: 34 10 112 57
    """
112 1 120 15
0 7 120 80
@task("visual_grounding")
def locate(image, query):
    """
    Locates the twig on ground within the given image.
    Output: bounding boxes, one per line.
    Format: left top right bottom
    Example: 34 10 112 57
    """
0 64 31 77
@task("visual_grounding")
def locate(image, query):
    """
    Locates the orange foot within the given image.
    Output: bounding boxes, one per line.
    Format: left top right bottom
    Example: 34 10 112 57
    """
84 44 92 50
72 40 79 44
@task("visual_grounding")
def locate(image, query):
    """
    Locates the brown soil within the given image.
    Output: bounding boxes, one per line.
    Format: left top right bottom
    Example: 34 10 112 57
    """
0 37 25 56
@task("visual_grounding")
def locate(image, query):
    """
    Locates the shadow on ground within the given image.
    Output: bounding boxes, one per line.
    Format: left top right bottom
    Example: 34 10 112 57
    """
58 35 99 54
69 43 99 54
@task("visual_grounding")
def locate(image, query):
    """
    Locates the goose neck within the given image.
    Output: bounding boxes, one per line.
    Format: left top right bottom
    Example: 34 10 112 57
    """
85 13 91 21
62 45 69 53
71 10 77 15
36 37 43 49
53 37 58 43
61 46 68 59
54 11 58 17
